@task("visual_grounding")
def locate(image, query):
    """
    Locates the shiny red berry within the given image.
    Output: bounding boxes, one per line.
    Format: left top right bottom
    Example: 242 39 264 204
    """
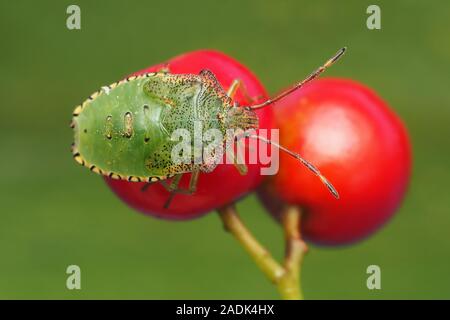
258 78 412 244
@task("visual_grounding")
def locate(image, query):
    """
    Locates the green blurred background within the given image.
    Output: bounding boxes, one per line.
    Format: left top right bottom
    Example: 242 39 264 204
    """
1 0 449 299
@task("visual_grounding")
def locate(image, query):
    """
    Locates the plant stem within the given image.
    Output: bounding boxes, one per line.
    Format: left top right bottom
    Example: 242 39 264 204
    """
279 205 307 300
218 204 284 283
217 203 307 300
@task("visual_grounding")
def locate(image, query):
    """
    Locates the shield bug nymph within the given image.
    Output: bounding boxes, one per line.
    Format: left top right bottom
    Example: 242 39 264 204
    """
71 48 346 206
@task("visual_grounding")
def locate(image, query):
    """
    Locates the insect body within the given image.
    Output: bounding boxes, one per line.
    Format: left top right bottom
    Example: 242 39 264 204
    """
72 70 256 181
72 48 346 205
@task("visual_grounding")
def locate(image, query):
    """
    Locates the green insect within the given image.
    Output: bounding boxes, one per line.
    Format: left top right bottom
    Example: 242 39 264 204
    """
71 48 345 206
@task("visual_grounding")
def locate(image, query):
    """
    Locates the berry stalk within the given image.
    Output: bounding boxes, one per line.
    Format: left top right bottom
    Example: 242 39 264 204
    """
217 204 307 300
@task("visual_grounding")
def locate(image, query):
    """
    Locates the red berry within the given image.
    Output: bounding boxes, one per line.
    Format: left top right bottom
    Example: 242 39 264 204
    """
106 50 273 220
258 78 411 244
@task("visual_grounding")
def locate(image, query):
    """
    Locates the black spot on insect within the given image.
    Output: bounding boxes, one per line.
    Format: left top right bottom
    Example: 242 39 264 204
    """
144 137 150 143
127 176 141 182
72 105 82 117
73 153 85 166
109 173 122 180
83 129 88 133
89 165 96 171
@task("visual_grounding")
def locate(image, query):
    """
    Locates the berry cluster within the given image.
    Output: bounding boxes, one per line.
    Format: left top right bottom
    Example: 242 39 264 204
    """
95 50 411 298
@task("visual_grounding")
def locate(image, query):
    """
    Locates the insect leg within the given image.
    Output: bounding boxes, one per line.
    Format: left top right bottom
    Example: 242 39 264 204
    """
157 63 171 74
226 80 241 99
225 141 248 175
232 158 248 175
163 174 184 209
187 168 200 193
161 170 200 209
226 79 264 103
141 175 172 192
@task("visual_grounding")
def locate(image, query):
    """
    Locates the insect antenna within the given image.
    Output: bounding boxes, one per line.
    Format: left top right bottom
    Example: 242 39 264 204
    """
245 133 339 199
249 47 346 110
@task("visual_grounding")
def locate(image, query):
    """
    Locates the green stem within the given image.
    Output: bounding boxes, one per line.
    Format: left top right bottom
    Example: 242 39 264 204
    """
218 204 284 283
217 204 307 300
279 205 307 300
